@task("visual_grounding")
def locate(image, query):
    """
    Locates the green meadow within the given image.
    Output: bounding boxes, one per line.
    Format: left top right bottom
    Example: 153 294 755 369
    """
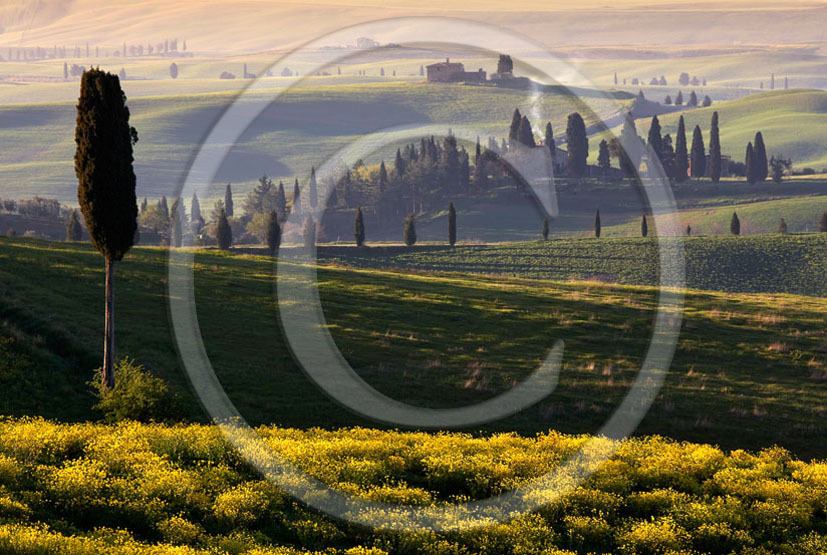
1 237 824 458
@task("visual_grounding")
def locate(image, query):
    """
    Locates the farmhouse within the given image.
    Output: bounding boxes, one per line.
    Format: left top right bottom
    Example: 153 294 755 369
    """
426 59 487 83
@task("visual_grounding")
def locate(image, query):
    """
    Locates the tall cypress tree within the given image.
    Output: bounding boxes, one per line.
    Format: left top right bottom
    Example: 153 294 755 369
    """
820 212 827 232
509 108 522 146
308 167 318 208
442 135 461 189
753 132 768 182
597 139 611 181
545 122 556 161
403 214 416 246
292 179 301 215
595 209 601 238
224 184 234 217
448 202 456 246
395 148 406 177
354 207 365 247
190 193 202 225
542 218 549 240
65 209 83 241
75 68 138 389
778 218 788 235
566 112 588 178
674 116 689 182
730 212 740 236
216 208 232 249
517 116 535 148
378 161 388 193
745 142 755 184
709 112 722 183
170 197 184 247
266 210 280 253
647 115 663 168
641 215 648 237
159 195 169 221
690 125 706 179
275 181 287 220
302 214 316 248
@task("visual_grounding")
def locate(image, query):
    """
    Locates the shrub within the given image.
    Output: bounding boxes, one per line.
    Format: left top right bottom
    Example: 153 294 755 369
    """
89 358 182 423
616 517 690 555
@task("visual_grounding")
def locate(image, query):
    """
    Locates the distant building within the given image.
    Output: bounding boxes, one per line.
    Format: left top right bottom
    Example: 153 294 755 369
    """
356 37 379 49
426 58 486 83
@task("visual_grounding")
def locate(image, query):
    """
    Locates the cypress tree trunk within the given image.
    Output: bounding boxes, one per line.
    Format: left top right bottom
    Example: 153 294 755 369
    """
103 258 115 389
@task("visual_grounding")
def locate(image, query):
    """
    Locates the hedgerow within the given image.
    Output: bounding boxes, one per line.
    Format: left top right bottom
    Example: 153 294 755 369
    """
0 418 823 554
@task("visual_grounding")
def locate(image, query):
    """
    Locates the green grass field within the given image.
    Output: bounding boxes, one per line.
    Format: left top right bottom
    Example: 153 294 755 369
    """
0 418 824 554
0 236 824 459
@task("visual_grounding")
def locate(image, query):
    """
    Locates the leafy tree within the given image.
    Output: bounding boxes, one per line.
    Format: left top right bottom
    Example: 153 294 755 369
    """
730 212 740 236
745 142 756 184
308 167 318 208
216 208 232 249
354 207 365 247
517 116 535 148
169 62 178 79
641 215 648 237
594 209 601 238
688 91 698 106
542 218 549 240
679 72 690 86
753 132 768 182
778 218 788 234
448 202 456 246
565 112 588 178
245 212 270 243
224 184 234 217
75 68 138 389
611 113 640 178
675 91 683 105
303 214 316 248
266 210 280 253
820 212 827 232
140 204 168 233
690 125 706 179
403 214 416 246
709 112 722 183
509 108 522 146
65 209 83 241
597 139 611 181
769 155 792 183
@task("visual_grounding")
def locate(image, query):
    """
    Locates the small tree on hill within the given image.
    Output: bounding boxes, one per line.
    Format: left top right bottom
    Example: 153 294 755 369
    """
224 184 234 217
292 179 301 215
65 209 83 241
266 210 280 253
690 125 705 180
354 207 365 247
303 214 316 248
75 68 139 390
745 142 756 184
702 95 712 107
216 209 232 249
730 212 740 236
169 62 178 79
675 91 683 105
595 209 601 238
448 202 456 246
641 215 648 237
664 94 672 105
688 91 698 106
403 214 416 246
820 212 827 233
769 156 792 184
509 108 522 146
709 112 722 183
753 132 768 182
778 218 788 235
542 218 549 240
597 139 611 182
545 122 555 161
170 198 184 247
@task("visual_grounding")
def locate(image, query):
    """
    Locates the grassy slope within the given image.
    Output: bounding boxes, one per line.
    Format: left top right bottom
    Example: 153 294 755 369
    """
590 89 827 170
0 237 825 458
0 81 625 204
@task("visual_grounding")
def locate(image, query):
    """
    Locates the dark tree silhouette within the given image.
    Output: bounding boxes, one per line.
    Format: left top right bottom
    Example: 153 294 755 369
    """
517 116 535 148
597 139 611 181
169 62 178 79
448 202 456 246
266 210 280 253
778 218 788 235
303 214 316 248
542 218 549 240
545 122 555 161
647 115 663 166
745 142 756 184
354 207 365 247
308 167 318 208
595 209 601 238
509 108 522 146
65 209 83 241
730 212 740 236
641 215 648 237
75 68 138 389
403 214 416 246
820 212 827 233
566 112 588 178
216 208 232 249
292 179 301 215
709 112 722 183
753 132 768 182
674 116 689 182
690 125 706 179
224 184 234 217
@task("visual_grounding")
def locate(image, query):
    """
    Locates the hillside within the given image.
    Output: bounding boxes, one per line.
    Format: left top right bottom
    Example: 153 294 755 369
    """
0 81 626 204
0 237 825 457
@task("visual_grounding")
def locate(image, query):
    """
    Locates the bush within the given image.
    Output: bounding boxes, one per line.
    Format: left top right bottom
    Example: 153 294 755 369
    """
89 358 182 423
